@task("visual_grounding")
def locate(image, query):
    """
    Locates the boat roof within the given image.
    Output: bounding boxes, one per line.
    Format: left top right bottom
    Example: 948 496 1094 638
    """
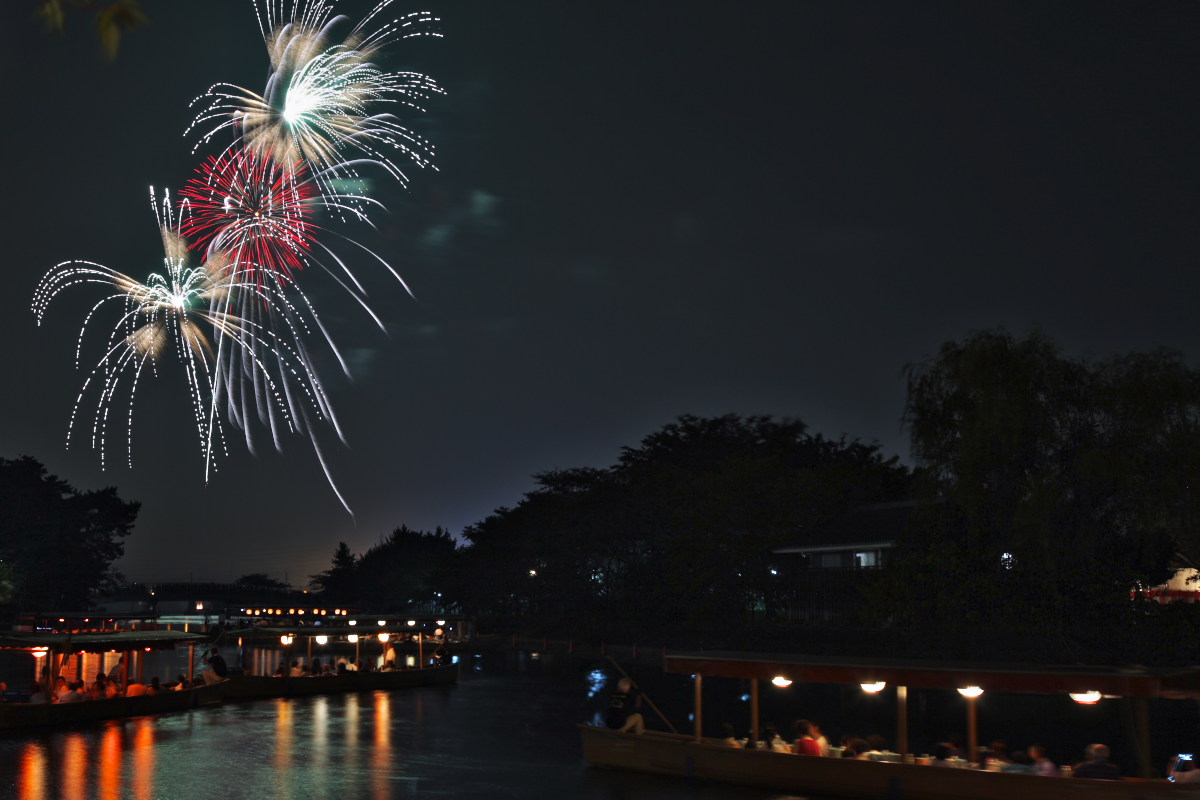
663 650 1200 698
0 630 209 653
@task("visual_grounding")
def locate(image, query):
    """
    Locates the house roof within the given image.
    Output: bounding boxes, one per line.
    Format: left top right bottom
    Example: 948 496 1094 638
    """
775 499 915 553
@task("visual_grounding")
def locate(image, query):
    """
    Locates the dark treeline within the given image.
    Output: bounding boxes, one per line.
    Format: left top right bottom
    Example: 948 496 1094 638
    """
9 327 1200 666
312 328 1200 665
0 455 139 610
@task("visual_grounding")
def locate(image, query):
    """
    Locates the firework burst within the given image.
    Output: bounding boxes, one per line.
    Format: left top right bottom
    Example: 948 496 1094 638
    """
180 148 316 287
187 0 443 199
32 190 347 510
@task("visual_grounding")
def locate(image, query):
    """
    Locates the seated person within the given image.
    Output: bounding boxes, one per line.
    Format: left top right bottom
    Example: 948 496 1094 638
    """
1029 744 1056 777
931 742 963 767
791 719 822 756
761 724 789 752
58 681 85 703
605 678 645 734
843 738 871 760
1002 750 1036 774
125 682 148 697
719 722 741 748
1073 744 1121 780
28 681 47 703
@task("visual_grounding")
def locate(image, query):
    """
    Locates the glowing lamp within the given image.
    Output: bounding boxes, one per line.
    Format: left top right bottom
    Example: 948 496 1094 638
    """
280 635 293 645
144 647 151 652
860 682 886 693
347 635 359 643
957 686 984 698
407 620 416 627
315 636 328 646
377 620 386 626
288 609 295 615
772 676 793 688
378 633 390 643
31 648 48 659
298 609 305 615
195 603 204 611
348 620 357 627
436 620 446 626
1070 691 1101 705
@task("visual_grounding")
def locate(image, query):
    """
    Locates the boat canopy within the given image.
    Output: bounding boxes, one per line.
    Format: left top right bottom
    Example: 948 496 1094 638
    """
663 651 1200 699
0 630 209 653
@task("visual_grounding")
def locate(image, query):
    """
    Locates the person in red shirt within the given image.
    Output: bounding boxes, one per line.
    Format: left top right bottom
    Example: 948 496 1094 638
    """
792 719 823 756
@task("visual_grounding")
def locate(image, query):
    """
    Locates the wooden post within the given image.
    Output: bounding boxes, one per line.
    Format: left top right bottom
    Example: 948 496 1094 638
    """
751 679 760 744
307 635 313 664
418 632 424 667
896 685 909 757
1127 697 1154 778
355 637 361 667
187 644 195 686
693 674 703 743
966 696 978 765
121 651 130 691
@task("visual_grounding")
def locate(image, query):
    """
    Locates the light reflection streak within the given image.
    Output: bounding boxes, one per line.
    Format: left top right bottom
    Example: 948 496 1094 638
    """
18 742 47 800
274 699 294 797
62 733 87 800
99 724 122 800
133 719 156 800
373 690 392 800
311 695 329 773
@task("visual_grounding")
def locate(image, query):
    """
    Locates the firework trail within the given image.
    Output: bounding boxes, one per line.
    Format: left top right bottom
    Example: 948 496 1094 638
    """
187 0 444 203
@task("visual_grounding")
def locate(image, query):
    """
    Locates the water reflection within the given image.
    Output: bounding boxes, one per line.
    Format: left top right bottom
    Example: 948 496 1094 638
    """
17 742 46 800
0 657 808 800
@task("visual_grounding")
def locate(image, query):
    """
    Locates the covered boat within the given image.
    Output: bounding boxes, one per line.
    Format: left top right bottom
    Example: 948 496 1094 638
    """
0 630 226 730
580 650 1200 799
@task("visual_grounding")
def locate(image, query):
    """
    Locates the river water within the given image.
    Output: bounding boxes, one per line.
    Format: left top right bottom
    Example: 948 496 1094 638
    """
0 651 805 800
1 648 1197 799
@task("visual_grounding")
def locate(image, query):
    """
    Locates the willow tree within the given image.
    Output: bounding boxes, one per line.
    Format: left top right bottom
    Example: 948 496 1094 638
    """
890 329 1200 661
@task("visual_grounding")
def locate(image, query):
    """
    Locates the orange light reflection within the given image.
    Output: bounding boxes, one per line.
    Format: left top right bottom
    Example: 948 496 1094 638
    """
18 742 48 800
99 723 122 800
62 733 87 800
133 719 156 800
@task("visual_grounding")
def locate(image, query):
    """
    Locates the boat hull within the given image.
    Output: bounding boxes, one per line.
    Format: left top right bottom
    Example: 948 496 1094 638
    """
224 664 458 700
0 682 227 731
580 725 1200 800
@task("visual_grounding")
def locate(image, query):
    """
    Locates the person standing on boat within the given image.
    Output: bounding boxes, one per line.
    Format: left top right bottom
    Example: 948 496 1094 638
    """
606 678 645 734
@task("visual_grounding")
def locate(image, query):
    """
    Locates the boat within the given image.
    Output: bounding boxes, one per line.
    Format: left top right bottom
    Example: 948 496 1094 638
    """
1 681 226 731
580 725 1200 799
223 663 458 700
0 629 227 731
580 650 1200 800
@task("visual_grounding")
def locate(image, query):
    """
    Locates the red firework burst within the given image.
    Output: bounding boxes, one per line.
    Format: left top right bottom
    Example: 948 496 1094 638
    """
180 148 315 287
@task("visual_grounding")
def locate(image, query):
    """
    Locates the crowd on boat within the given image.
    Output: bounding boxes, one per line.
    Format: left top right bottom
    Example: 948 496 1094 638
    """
717 724 1200 782
0 664 205 705
604 678 1200 782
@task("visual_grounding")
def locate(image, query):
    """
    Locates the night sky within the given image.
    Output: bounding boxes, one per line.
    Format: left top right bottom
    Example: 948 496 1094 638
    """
1 1 1196 584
